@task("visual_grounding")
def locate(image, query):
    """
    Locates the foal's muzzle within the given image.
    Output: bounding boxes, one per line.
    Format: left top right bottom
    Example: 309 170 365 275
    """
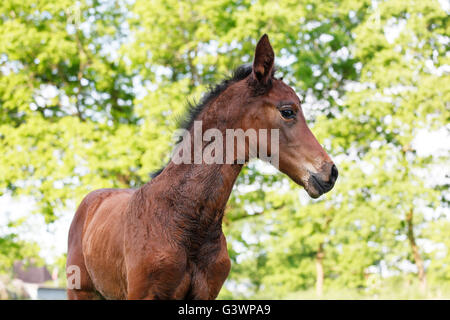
307 163 338 198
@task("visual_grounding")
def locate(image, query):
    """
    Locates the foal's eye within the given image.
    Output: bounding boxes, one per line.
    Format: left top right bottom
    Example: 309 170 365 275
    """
280 107 296 120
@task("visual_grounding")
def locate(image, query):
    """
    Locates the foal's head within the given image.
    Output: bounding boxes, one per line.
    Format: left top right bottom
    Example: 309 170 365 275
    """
213 35 338 198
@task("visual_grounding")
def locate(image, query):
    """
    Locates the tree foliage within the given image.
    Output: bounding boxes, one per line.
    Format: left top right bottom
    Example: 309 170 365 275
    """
0 0 448 298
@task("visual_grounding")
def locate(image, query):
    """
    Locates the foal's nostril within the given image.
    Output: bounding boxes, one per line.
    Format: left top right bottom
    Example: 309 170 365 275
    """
330 164 338 183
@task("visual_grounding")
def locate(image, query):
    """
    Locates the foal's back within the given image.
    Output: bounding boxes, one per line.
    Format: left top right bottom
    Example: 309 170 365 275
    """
67 188 134 299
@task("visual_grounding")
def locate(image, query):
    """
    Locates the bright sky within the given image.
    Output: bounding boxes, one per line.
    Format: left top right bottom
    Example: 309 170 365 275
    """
0 194 73 264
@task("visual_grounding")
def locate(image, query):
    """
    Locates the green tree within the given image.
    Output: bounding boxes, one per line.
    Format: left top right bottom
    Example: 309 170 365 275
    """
0 0 448 300
0 0 143 274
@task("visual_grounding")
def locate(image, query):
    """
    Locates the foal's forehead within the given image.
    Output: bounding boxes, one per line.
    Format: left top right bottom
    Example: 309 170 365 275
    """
269 79 300 102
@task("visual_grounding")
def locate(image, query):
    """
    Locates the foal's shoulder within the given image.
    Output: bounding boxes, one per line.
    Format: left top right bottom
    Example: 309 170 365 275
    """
82 188 135 204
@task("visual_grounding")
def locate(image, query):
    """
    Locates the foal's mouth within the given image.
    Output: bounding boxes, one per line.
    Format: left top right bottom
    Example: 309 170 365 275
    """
306 172 336 199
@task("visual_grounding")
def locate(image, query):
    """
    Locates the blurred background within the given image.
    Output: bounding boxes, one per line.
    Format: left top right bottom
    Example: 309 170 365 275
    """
0 0 449 299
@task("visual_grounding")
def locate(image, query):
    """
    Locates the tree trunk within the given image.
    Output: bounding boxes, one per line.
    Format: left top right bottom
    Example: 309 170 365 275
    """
315 216 333 297
406 208 427 292
315 243 324 297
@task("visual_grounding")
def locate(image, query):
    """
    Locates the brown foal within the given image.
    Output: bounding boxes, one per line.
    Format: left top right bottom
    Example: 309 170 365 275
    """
66 34 338 300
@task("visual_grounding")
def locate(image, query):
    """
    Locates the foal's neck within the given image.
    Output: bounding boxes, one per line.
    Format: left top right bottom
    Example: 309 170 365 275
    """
146 161 241 251
163 161 242 227
148 86 244 244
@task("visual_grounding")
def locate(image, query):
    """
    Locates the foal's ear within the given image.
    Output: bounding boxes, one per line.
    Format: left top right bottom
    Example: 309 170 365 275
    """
252 34 275 85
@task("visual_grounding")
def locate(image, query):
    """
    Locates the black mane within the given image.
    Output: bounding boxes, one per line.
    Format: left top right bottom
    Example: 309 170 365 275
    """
150 64 253 179
177 64 253 132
